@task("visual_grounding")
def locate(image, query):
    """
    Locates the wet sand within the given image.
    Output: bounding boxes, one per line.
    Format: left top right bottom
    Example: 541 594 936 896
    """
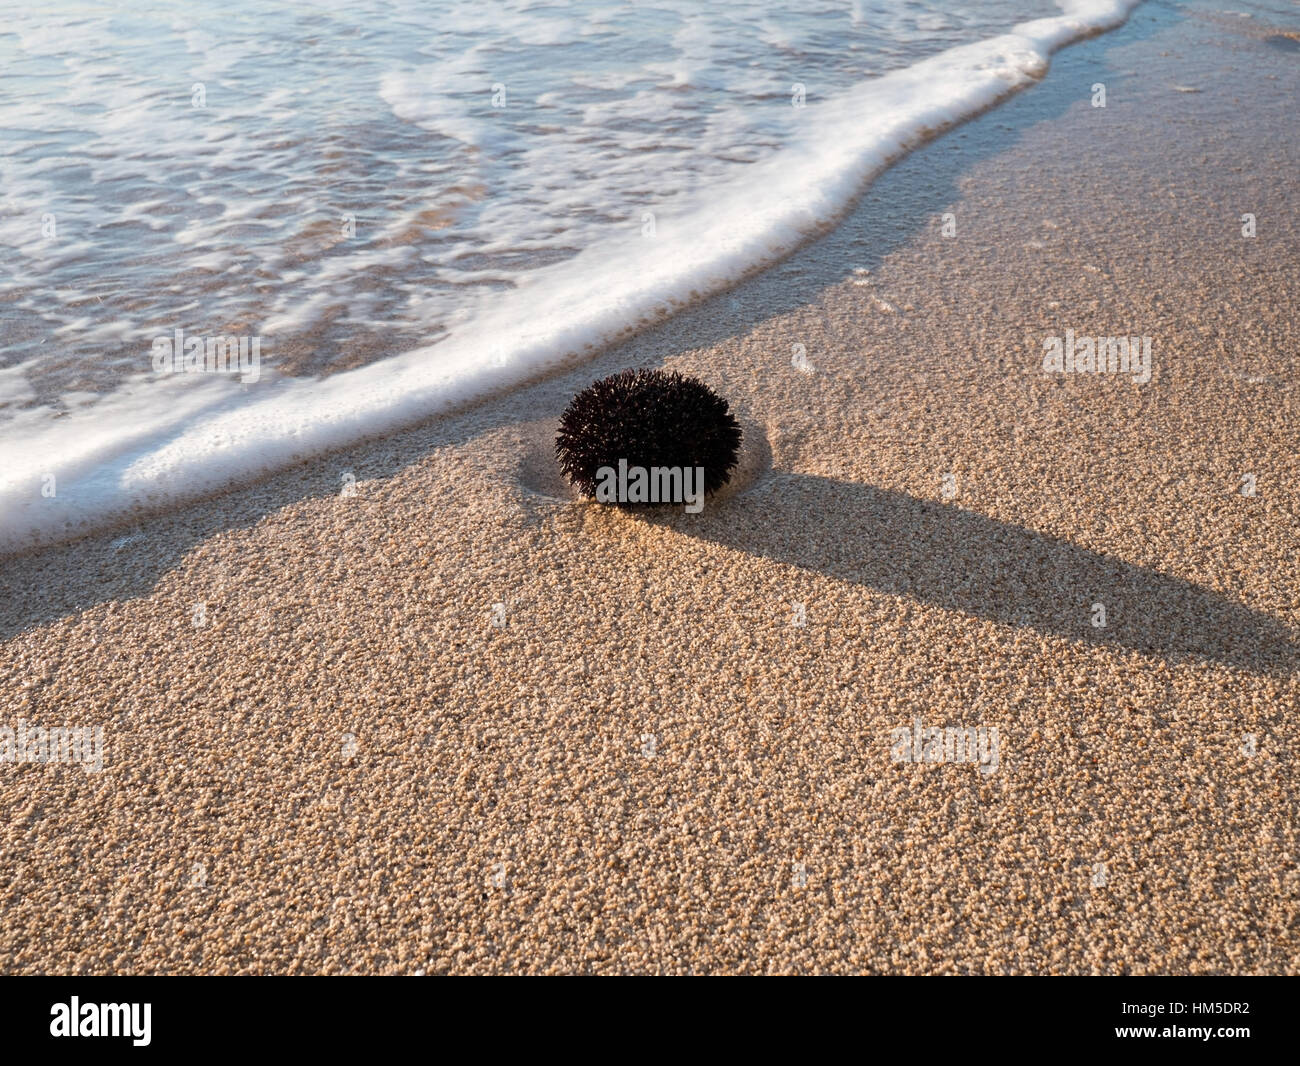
2 2 1298 974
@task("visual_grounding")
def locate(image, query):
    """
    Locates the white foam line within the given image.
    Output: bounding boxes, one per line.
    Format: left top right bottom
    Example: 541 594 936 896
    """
0 1 1141 554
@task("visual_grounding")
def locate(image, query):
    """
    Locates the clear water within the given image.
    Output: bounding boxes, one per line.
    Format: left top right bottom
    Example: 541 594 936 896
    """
0 0 1063 409
0 0 1153 550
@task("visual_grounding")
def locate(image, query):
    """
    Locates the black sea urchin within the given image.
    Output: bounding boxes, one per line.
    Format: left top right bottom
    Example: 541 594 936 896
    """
555 369 742 504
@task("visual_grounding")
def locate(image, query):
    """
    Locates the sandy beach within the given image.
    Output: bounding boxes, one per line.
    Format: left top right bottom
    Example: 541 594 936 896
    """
2 3 1298 974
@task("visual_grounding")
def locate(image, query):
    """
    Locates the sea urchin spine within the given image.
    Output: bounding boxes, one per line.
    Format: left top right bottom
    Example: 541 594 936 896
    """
555 368 742 509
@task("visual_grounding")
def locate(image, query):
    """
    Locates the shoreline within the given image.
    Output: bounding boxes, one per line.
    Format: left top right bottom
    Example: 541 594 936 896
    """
0 2 1146 557
2 1 1299 974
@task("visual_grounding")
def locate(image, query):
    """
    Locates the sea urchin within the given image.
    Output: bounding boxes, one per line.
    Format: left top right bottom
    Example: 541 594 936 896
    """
555 369 742 507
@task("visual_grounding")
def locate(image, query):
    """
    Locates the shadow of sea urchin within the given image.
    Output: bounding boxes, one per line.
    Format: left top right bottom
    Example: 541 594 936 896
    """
555 369 742 503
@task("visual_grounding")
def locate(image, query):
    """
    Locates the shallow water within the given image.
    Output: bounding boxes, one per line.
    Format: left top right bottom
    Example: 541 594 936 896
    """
1 0 1063 406
2 0 1161 550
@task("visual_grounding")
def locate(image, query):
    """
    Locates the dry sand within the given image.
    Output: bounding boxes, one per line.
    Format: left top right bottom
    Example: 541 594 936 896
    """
2 3 1298 974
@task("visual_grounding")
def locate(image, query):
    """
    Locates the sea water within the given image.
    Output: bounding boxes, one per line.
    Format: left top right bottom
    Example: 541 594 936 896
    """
0 0 1143 550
